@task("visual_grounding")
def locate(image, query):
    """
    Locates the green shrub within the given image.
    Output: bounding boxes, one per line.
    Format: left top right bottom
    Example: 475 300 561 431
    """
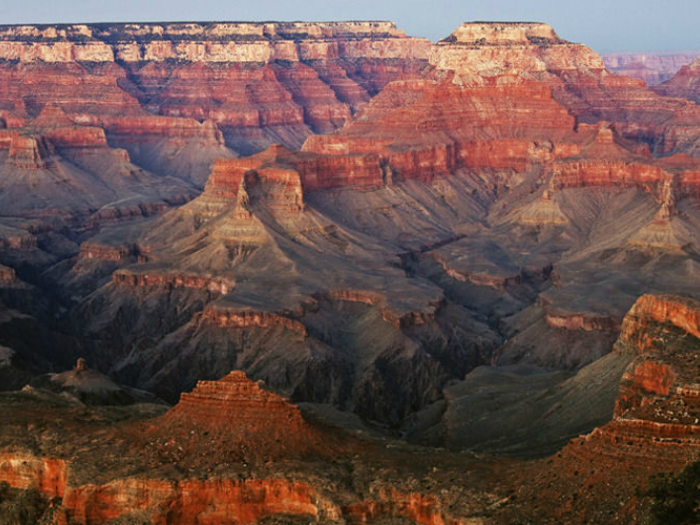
644 458 700 525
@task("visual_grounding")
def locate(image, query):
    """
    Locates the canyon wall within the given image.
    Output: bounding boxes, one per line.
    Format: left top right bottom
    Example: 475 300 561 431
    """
603 52 699 85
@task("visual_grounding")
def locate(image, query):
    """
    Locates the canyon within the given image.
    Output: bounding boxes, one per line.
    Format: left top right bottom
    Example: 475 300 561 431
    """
2 18 700 524
603 51 699 85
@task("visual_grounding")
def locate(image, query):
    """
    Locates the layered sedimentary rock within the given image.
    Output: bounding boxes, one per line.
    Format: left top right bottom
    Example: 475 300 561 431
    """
303 75 579 180
603 51 699 85
157 370 339 461
568 294 700 467
654 55 700 104
0 22 431 159
431 22 700 157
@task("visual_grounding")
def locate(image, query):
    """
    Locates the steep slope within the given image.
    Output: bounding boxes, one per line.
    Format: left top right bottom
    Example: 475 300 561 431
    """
0 22 431 159
654 54 700 104
603 51 699 86
494 294 700 524
71 146 500 425
431 22 700 156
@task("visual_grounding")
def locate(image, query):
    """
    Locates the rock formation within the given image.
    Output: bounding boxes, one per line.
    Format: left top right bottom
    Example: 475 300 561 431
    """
603 51 699 85
153 370 341 462
4 18 700 524
654 55 700 104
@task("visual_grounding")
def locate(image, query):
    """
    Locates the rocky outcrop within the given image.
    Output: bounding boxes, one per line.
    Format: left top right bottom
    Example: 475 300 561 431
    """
78 242 135 261
168 370 306 427
603 52 699 86
0 225 36 250
152 370 344 464
112 269 233 295
0 452 67 499
654 55 700 104
551 294 700 480
0 22 431 157
617 294 700 351
201 308 307 336
206 144 382 195
0 264 16 285
544 311 621 333
58 478 332 525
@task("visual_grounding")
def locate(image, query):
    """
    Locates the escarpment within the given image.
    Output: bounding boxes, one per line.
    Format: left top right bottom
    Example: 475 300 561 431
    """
5 19 700 525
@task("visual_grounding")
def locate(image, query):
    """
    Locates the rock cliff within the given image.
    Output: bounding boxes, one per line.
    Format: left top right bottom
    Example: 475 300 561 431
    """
654 55 700 104
603 51 699 86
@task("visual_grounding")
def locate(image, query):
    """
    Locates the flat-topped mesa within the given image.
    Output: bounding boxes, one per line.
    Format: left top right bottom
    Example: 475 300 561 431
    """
432 21 605 80
446 22 561 45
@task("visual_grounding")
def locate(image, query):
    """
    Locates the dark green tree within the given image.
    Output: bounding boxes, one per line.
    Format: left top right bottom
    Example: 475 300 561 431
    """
645 457 700 525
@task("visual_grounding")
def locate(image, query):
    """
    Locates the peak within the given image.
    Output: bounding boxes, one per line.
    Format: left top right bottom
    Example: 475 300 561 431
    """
156 369 342 461
446 22 561 45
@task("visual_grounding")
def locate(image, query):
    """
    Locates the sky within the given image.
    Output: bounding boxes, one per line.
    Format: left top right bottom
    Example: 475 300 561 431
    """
2 0 699 53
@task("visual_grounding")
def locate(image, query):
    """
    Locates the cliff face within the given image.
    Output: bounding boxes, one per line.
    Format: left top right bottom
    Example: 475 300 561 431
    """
654 55 700 104
603 52 699 86
572 294 700 463
431 22 700 157
0 22 431 157
0 374 485 525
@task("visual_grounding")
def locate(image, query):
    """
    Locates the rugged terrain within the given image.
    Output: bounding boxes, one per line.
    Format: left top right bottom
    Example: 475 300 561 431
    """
2 19 700 523
603 51 699 85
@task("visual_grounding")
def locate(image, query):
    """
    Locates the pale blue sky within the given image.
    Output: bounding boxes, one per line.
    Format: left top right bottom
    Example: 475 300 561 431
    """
2 0 699 52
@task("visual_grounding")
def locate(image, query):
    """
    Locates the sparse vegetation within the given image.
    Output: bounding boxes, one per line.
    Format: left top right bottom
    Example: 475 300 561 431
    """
644 457 700 525
0 482 50 525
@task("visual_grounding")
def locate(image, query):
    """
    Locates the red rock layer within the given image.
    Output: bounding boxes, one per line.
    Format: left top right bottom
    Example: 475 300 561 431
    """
343 488 464 525
431 22 700 157
0 452 67 498
0 22 431 153
552 294 700 484
303 77 579 180
618 294 700 350
654 56 700 104
206 144 382 194
112 269 233 295
201 308 308 336
603 52 699 86
56 478 330 525
0 451 469 525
